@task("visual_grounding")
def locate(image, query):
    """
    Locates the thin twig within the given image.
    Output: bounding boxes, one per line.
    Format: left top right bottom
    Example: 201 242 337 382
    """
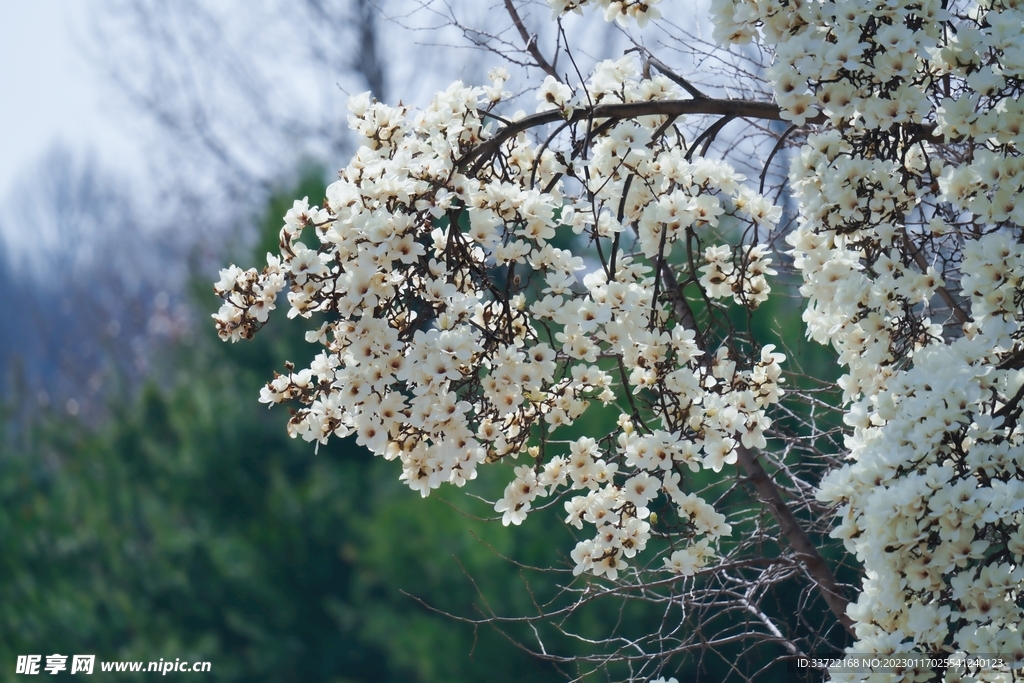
464 97 829 173
759 124 799 194
899 227 971 325
734 445 856 636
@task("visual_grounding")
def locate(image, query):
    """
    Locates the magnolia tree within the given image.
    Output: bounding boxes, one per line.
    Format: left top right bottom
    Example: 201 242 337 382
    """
213 0 1024 680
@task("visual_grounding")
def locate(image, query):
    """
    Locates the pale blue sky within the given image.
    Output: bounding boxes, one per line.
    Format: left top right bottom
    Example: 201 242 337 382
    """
0 2 143 200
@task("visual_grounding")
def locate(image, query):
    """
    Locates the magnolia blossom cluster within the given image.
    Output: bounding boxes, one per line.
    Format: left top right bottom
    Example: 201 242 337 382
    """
214 48 788 583
210 0 1024 672
547 0 662 26
702 0 1024 675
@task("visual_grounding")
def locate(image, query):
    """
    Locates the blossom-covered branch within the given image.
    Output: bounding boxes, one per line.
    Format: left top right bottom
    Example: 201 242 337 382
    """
213 0 1024 679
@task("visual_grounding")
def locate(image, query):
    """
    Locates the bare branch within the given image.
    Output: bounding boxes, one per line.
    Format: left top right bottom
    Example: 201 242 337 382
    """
640 52 708 100
504 0 560 80
734 445 855 636
899 226 971 326
463 97 827 171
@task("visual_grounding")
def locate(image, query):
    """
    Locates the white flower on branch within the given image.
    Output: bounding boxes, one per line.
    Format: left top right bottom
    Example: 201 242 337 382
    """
212 0 1024 677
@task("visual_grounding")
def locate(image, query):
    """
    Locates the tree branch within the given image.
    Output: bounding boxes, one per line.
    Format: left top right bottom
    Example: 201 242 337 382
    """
504 0 560 81
735 445 856 636
899 227 971 325
657 261 855 637
462 97 827 171
641 53 708 100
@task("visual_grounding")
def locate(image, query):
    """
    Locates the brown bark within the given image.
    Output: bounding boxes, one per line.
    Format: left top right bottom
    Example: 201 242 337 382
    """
735 446 856 635
659 261 856 637
462 97 824 169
